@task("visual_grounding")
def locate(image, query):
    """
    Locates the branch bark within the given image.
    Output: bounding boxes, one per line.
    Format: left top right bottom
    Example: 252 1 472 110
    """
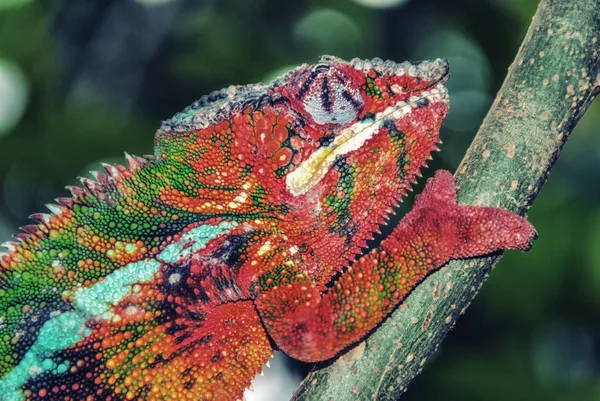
292 1 600 399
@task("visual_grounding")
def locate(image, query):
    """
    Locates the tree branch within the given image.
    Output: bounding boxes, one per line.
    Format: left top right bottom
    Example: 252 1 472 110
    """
292 1 600 399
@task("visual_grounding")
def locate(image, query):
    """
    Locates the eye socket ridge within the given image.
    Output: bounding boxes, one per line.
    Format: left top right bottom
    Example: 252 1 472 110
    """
313 64 330 73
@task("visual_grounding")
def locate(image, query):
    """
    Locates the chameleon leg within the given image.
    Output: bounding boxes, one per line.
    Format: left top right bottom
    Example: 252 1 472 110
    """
254 170 536 362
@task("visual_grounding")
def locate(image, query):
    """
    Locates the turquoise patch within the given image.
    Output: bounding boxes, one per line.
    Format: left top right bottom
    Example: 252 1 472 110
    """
158 242 185 263
74 259 161 316
0 259 161 399
0 311 87 401
0 221 238 399
157 221 237 263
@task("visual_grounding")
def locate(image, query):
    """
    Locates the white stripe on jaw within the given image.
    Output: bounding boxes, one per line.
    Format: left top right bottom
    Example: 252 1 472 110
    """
285 86 448 196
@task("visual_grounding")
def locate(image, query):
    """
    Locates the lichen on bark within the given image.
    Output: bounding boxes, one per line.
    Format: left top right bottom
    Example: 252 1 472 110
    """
292 1 600 400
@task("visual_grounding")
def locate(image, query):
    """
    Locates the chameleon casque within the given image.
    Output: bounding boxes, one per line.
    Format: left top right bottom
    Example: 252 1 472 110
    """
0 55 536 401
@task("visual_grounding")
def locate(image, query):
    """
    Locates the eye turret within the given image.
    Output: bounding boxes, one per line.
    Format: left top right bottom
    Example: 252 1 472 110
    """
280 62 364 126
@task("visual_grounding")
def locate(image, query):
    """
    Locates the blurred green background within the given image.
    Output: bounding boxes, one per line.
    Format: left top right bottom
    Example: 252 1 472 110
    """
1 0 599 400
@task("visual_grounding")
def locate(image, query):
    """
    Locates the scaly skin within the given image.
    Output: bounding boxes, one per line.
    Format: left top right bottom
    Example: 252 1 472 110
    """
0 56 536 401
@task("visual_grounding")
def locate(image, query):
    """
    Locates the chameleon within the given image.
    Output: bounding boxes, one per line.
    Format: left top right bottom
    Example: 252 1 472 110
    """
0 55 536 401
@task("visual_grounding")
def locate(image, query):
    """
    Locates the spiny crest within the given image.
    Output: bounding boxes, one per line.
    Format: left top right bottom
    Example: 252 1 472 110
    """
157 83 273 135
0 153 152 258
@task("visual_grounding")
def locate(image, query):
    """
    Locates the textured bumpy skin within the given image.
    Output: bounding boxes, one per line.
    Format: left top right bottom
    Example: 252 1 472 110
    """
0 56 536 401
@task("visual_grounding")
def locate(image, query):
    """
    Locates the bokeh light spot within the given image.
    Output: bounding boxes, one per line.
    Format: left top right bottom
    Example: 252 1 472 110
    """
0 0 32 11
133 0 177 6
532 323 595 387
245 352 303 401
586 212 600 292
410 29 492 95
410 29 492 138
488 0 539 22
0 213 13 248
264 65 297 84
3 163 39 220
0 59 29 136
353 0 411 9
294 9 362 58
443 90 492 132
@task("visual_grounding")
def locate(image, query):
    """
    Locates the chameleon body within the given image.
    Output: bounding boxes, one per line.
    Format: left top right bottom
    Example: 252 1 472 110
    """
0 56 536 401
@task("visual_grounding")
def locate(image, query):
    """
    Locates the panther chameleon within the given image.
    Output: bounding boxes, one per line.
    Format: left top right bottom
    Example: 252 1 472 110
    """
0 56 536 401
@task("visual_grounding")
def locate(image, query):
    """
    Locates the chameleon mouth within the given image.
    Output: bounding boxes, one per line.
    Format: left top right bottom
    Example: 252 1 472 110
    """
285 84 449 196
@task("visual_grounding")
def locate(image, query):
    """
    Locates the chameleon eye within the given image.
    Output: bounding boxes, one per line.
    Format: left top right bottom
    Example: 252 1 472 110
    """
281 63 364 126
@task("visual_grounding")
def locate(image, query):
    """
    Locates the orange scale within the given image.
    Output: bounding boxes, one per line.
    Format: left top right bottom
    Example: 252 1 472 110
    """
252 110 263 121
232 113 245 125
274 113 287 126
263 141 281 158
257 114 271 128
272 124 288 142
218 120 229 131
242 106 253 122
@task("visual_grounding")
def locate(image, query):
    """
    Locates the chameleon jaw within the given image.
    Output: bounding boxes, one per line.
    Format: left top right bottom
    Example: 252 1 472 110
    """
285 84 449 197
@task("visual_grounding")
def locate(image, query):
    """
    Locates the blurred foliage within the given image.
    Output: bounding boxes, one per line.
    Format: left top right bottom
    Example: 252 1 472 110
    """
0 0 599 400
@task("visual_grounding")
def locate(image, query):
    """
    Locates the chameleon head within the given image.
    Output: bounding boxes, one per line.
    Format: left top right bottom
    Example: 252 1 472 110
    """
275 55 450 197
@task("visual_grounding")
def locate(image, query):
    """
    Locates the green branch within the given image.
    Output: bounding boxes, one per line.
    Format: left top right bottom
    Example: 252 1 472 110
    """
292 1 600 399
